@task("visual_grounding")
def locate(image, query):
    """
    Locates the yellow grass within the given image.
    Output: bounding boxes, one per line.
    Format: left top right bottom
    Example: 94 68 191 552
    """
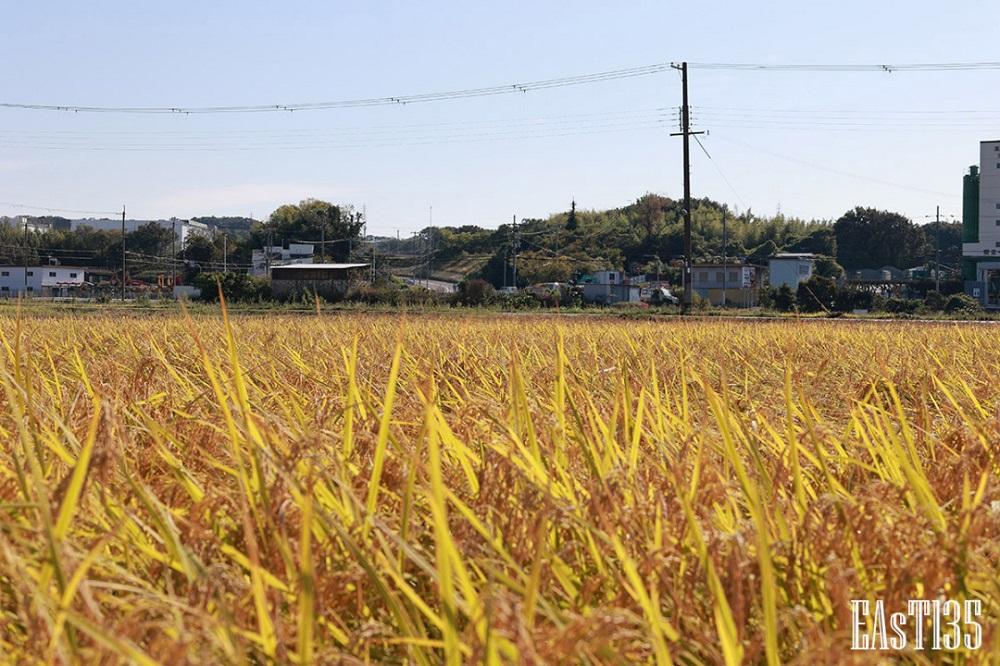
0 310 997 663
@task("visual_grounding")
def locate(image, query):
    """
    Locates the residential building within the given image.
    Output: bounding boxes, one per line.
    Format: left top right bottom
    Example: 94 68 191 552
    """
690 262 759 306
768 253 816 289
0 265 87 297
579 269 640 304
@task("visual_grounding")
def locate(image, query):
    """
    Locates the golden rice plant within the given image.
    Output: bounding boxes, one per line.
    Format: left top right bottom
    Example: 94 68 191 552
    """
0 307 997 663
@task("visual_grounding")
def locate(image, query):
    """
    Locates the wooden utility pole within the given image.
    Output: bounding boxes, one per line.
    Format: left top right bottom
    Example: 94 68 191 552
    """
670 62 704 312
511 214 518 290
721 208 728 307
171 219 176 295
121 205 126 302
935 205 941 292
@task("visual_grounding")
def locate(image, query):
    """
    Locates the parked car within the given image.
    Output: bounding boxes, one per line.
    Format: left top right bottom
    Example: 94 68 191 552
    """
644 287 680 305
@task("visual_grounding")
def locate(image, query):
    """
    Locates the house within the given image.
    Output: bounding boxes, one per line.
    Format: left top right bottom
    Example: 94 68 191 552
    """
690 263 760 306
768 253 816 289
580 269 640 304
0 265 87 297
270 263 369 300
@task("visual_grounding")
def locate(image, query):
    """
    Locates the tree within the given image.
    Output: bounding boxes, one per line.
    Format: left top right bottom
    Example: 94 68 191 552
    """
834 207 929 270
565 200 578 232
796 275 837 312
184 234 217 264
127 222 174 258
262 199 364 261
813 255 845 279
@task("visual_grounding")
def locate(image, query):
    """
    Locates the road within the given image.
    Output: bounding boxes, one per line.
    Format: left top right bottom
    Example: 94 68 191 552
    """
403 277 458 293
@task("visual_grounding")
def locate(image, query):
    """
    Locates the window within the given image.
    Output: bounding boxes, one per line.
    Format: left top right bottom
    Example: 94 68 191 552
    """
26 271 32 276
0 271 8 277
798 264 811 276
69 272 77 278
728 271 738 283
608 272 616 283
26 286 32 292
698 271 709 282
715 271 724 283
1 287 8 292
48 271 56 277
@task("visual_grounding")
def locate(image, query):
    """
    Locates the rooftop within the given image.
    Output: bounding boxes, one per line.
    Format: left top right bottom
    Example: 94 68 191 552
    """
272 263 370 270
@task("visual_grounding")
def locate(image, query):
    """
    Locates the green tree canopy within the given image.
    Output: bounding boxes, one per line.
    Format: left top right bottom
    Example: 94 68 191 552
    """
834 207 929 270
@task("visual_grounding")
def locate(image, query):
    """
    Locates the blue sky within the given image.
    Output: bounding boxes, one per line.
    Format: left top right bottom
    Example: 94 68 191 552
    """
0 1 997 234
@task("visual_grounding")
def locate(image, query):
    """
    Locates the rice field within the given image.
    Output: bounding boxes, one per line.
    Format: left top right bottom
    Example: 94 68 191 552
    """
0 309 998 663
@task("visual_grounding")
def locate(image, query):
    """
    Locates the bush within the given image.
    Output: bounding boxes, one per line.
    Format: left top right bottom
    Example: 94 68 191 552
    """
835 287 875 312
456 279 496 306
796 275 837 312
924 290 946 311
193 272 270 303
346 284 441 306
773 284 796 312
944 293 981 314
881 298 921 315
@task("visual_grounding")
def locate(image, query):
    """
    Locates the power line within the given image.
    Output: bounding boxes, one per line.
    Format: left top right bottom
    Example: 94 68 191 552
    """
688 61 1000 72
0 63 674 115
0 116 671 152
712 133 956 198
0 201 121 216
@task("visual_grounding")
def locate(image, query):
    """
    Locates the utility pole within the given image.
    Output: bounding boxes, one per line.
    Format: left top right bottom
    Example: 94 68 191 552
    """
721 208 728 307
266 227 272 277
22 217 28 296
428 206 433 288
670 62 705 312
171 219 176 296
121 205 126 302
223 233 228 273
935 205 941 292
511 214 518 290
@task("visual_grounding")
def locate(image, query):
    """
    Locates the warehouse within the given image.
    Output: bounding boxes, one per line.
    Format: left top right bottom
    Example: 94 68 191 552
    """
270 263 369 300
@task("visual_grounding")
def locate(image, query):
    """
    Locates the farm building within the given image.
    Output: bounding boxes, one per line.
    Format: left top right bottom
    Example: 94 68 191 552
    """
690 263 760 306
270 263 369 300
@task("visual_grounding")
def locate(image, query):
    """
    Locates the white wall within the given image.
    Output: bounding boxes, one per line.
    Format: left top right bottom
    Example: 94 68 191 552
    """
0 266 86 297
967 140 1000 256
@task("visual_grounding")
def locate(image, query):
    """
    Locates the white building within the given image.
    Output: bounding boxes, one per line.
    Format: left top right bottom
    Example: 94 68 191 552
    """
580 269 641 304
68 218 212 246
768 253 815 289
251 243 315 276
962 141 1000 307
0 266 87 297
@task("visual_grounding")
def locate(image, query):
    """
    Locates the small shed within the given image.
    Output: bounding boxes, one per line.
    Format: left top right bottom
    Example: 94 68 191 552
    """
270 263 369 300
